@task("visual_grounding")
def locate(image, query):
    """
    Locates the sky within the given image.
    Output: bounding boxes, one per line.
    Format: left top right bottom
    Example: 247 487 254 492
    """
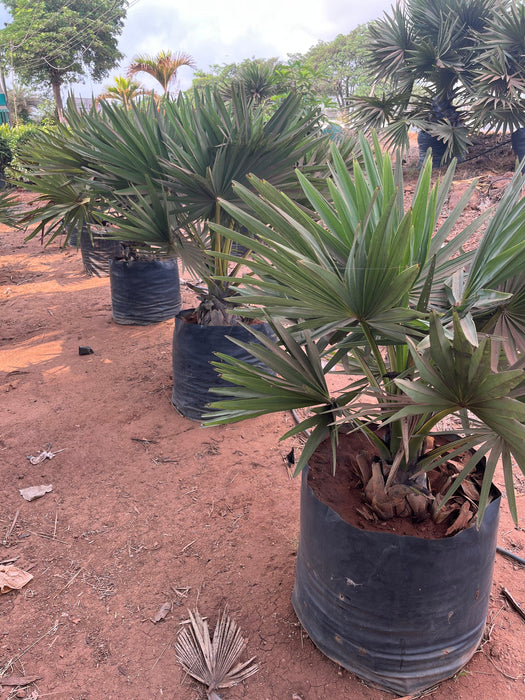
0 0 394 97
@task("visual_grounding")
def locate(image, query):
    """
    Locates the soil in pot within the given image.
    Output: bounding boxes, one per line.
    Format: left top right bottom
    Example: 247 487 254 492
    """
307 429 496 538
292 431 500 695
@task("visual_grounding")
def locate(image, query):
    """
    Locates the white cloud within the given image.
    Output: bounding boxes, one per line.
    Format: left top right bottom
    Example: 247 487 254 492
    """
0 0 394 95
110 0 393 92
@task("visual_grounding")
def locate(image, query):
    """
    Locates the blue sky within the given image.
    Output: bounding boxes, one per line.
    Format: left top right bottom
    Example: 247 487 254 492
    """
0 0 393 96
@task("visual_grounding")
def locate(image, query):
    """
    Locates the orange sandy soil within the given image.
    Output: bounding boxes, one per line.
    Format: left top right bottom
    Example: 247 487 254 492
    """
1 140 525 700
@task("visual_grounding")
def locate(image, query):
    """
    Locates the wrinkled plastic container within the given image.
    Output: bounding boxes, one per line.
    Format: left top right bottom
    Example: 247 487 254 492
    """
511 128 525 173
110 258 182 325
418 130 448 168
171 310 274 421
292 465 500 695
80 226 120 277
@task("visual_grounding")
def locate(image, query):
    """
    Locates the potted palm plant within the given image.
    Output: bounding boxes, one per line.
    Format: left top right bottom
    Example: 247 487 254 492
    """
203 135 525 694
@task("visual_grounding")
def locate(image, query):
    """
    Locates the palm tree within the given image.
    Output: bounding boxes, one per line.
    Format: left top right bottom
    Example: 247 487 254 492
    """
127 50 196 95
98 76 144 108
222 58 282 105
350 0 503 162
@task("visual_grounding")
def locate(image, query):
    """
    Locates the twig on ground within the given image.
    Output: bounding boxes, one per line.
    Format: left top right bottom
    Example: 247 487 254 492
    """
131 437 158 445
0 556 19 565
151 642 170 670
0 621 60 675
501 587 525 622
29 531 68 544
3 509 19 545
55 567 83 598
55 557 92 598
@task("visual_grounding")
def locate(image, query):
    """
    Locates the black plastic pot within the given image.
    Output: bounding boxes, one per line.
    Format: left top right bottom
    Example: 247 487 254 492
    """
292 465 500 695
80 226 121 277
418 130 448 168
109 258 182 325
511 128 525 173
172 309 274 421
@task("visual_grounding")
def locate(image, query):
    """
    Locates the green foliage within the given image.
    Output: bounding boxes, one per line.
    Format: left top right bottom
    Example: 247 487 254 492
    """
204 135 525 524
272 59 335 111
127 50 195 95
0 1 127 117
0 122 51 177
98 76 145 108
0 133 12 170
191 62 240 92
296 25 373 107
192 57 332 112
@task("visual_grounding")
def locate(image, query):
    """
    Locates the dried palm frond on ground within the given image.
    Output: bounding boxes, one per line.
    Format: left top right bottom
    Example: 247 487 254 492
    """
175 609 258 699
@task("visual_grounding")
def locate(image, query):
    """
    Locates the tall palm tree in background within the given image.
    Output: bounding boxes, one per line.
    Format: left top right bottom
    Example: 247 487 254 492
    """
98 76 144 108
127 50 196 95
349 0 503 162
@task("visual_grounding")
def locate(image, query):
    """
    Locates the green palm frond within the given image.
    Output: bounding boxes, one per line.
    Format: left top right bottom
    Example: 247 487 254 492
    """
205 319 367 474
461 168 525 307
393 312 525 522
159 86 327 230
0 188 21 228
349 92 413 138
368 4 414 89
420 119 472 162
98 76 145 108
127 50 195 93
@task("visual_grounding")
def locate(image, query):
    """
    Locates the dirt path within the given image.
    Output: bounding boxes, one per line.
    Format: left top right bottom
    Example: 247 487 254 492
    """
1 169 524 699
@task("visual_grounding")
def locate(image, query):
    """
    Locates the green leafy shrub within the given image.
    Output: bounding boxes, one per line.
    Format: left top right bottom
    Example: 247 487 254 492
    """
0 123 54 180
0 134 12 171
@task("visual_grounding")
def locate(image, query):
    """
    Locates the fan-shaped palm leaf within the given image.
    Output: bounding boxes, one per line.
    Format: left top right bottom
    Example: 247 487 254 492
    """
175 609 258 699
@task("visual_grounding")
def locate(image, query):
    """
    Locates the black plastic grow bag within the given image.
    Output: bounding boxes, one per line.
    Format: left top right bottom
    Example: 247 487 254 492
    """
292 465 500 695
418 130 448 168
80 226 121 277
110 258 182 325
171 309 274 421
511 128 525 173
